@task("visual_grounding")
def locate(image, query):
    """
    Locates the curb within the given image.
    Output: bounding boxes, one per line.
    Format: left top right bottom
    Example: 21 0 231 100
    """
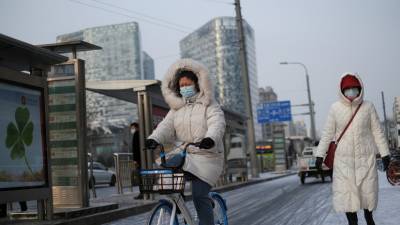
54 172 296 225
53 203 157 225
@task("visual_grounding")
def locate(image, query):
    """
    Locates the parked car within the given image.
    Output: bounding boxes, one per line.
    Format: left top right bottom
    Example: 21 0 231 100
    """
297 146 332 184
88 162 116 188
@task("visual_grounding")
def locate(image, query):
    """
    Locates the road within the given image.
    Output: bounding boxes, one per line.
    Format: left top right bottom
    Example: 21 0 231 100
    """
103 174 333 225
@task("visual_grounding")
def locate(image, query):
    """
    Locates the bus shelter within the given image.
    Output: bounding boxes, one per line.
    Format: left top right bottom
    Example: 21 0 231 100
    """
0 33 68 220
86 80 169 193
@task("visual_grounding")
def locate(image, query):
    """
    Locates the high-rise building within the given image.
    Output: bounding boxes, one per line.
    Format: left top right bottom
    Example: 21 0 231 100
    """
180 17 261 140
142 51 155 80
57 22 153 155
258 86 278 140
259 86 277 102
286 120 307 137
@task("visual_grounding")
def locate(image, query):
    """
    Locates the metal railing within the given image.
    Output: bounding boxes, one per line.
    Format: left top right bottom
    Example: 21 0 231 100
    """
113 153 136 194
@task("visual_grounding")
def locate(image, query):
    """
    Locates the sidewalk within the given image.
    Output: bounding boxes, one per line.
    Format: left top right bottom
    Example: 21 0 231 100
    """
322 171 399 225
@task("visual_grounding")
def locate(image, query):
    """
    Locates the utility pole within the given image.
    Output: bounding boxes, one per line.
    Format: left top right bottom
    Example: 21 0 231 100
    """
381 91 390 142
234 0 259 178
305 70 317 142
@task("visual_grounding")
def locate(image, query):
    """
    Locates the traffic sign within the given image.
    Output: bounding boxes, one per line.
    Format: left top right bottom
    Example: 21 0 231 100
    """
257 100 292 123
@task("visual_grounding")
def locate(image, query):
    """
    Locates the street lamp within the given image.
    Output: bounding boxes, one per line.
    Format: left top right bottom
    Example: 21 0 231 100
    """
280 61 317 142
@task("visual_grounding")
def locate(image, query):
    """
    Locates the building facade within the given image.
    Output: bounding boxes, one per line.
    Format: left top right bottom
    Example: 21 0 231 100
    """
142 51 155 80
286 120 307 137
180 17 261 140
57 22 153 156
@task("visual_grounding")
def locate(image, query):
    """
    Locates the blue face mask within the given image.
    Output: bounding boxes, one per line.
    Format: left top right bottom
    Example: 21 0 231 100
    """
344 88 360 98
180 85 197 98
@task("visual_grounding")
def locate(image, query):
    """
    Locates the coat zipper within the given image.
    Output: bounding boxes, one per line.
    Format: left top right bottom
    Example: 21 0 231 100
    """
186 103 195 141
351 104 356 187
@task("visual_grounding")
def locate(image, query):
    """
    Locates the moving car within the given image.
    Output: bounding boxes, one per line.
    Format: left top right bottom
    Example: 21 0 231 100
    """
88 162 116 188
297 146 332 184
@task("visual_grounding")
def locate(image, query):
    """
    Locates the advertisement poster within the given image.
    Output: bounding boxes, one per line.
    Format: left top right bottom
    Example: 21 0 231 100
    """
0 82 46 189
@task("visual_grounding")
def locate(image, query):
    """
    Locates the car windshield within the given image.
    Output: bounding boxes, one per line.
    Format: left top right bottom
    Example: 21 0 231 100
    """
88 162 106 170
303 150 313 156
231 143 242 148
303 151 312 155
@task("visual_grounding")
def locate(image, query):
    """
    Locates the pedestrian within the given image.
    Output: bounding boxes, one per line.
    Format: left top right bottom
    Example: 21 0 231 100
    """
19 201 27 212
145 58 226 225
315 73 391 225
130 122 143 200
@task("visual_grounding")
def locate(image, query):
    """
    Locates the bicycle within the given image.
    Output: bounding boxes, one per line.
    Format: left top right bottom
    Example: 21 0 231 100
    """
387 153 400 186
139 143 228 225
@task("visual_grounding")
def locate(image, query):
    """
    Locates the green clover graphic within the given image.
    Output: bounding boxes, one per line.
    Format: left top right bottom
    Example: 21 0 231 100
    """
5 106 34 175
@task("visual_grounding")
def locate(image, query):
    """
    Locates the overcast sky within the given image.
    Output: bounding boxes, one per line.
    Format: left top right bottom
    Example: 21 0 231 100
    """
1 0 399 135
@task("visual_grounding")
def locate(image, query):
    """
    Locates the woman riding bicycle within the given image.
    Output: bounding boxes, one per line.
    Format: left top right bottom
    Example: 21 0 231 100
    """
145 58 226 225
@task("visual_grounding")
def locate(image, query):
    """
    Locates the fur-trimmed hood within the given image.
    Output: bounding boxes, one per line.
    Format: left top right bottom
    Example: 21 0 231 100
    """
162 58 214 110
338 72 364 106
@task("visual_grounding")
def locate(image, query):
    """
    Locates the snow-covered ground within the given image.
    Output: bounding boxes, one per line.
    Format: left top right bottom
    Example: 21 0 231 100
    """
105 171 399 225
322 171 399 225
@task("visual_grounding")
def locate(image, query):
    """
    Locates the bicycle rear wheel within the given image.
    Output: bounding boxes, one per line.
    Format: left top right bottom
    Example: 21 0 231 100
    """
148 202 178 225
210 193 228 225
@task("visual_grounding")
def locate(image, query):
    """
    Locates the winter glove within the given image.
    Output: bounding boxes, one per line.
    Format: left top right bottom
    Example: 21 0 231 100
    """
315 157 323 171
145 139 159 150
198 137 215 149
382 155 391 171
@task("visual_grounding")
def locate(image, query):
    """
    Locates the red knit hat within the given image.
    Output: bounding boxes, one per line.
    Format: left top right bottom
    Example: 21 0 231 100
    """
341 74 361 90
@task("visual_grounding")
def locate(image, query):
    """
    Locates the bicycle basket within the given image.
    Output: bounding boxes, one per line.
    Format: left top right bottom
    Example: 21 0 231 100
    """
139 169 186 194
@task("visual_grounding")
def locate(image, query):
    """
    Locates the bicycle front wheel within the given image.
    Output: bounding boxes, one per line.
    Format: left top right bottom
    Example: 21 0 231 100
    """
148 202 178 225
211 194 228 225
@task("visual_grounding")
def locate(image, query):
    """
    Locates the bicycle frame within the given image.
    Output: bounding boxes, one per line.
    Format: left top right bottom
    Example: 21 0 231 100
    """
163 193 196 225
145 143 228 225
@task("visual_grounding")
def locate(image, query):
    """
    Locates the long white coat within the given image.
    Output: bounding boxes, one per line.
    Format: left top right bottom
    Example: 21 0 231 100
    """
149 59 226 186
315 73 390 212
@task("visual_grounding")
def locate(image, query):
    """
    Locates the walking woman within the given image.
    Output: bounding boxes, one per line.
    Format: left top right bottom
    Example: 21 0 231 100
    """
315 73 391 225
145 58 226 225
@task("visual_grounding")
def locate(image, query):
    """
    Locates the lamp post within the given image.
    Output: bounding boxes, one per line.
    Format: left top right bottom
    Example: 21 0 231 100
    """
280 62 317 142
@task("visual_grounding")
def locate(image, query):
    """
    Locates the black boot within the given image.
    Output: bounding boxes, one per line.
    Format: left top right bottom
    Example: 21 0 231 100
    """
364 209 375 225
346 212 358 225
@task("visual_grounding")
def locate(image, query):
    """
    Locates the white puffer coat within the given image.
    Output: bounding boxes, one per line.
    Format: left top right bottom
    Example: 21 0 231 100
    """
315 73 390 212
149 58 226 186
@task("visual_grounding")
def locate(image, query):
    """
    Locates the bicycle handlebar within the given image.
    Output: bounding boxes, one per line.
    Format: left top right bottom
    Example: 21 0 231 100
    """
157 142 199 169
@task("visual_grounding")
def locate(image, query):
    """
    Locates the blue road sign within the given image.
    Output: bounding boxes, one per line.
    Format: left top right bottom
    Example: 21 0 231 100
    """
257 100 292 123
